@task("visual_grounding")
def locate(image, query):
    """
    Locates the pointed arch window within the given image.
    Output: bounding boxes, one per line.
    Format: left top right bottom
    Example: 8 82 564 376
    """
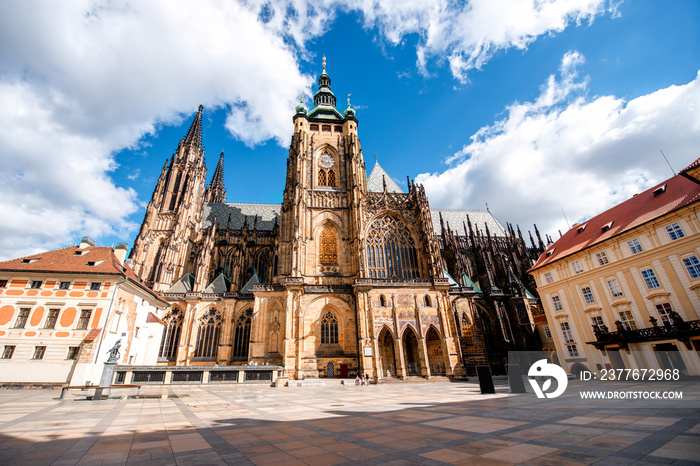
194 308 221 359
159 308 183 360
327 169 336 187
321 311 338 344
365 215 419 279
424 295 432 307
232 309 252 361
319 227 337 264
318 169 327 186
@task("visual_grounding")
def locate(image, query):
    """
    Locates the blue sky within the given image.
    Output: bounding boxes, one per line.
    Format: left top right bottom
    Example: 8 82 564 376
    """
1 0 699 259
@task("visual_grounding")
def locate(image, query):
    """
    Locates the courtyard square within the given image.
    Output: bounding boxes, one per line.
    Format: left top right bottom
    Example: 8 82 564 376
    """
0 380 699 465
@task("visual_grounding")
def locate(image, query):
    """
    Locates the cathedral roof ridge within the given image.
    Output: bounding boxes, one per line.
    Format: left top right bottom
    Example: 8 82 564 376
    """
220 201 282 206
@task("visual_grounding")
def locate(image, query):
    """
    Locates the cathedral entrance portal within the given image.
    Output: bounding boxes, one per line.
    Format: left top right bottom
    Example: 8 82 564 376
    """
403 327 420 376
378 328 396 378
426 327 446 375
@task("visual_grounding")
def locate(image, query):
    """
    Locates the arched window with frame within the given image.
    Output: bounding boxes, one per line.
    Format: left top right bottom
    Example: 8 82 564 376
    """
318 169 327 186
159 308 183 360
321 311 338 344
424 295 432 307
319 227 337 264
232 309 252 361
379 295 386 307
327 169 336 187
365 215 420 279
194 308 222 359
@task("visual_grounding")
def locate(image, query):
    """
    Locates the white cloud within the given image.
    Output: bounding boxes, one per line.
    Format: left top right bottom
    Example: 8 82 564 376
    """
348 0 611 81
0 0 317 259
416 53 700 238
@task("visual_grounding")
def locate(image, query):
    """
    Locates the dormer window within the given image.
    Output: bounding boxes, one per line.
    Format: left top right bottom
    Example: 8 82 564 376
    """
545 248 555 257
601 221 613 233
22 258 39 264
577 224 587 233
74 250 89 256
87 260 104 267
653 184 666 196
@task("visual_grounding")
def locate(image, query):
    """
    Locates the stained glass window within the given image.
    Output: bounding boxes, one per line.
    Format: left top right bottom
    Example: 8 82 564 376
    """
194 308 221 358
159 308 183 359
321 311 338 344
233 310 252 360
365 215 419 279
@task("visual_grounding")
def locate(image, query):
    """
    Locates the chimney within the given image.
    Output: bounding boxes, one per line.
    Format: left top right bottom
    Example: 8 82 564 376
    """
79 236 95 249
114 242 128 265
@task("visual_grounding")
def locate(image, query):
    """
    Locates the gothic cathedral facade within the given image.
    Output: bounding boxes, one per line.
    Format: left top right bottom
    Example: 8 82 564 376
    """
129 63 546 379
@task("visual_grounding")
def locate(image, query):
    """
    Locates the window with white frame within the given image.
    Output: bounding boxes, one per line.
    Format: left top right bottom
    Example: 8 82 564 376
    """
560 322 574 343
628 238 644 254
544 272 553 284
581 286 595 305
1 346 15 359
655 303 673 326
32 346 46 360
14 308 30 328
544 325 552 339
552 296 563 311
607 278 623 298
591 315 605 331
618 310 638 330
641 268 661 289
567 344 579 357
682 256 700 279
665 222 685 241
572 261 583 274
596 251 609 266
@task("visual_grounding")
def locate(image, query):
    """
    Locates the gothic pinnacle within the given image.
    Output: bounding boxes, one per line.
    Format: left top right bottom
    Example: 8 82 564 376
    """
182 105 203 149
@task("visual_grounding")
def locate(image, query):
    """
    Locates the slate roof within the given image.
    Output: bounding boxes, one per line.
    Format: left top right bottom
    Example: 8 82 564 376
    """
530 172 700 271
367 162 404 194
431 210 507 237
0 245 168 305
202 203 280 230
166 273 195 293
204 273 230 294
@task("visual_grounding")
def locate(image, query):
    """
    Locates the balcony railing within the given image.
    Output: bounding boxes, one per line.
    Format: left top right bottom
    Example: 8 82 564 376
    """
588 315 700 350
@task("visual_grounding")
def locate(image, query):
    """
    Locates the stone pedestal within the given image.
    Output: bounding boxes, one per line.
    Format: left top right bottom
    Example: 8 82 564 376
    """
93 363 116 401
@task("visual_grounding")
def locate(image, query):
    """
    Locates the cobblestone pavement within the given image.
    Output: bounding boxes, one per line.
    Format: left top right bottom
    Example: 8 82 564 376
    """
0 380 699 465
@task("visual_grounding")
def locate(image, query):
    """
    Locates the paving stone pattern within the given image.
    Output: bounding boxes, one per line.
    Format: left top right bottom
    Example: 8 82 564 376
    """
0 381 698 465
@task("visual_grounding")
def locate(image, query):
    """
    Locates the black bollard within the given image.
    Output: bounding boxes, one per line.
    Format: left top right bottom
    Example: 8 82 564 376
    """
507 363 527 393
476 365 495 394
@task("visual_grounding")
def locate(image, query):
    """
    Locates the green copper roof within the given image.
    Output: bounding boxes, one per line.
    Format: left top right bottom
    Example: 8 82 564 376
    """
443 268 460 287
462 274 482 293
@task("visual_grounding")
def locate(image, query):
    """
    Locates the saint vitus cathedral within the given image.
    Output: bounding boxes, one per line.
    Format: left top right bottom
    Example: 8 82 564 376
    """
129 61 547 379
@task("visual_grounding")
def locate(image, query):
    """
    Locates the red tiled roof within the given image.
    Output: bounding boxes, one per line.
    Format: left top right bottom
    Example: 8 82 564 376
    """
0 245 168 306
530 172 700 271
681 157 700 173
146 312 164 325
83 328 102 342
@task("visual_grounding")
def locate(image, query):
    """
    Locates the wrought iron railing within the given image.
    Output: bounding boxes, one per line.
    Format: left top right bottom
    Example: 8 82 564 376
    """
588 317 700 350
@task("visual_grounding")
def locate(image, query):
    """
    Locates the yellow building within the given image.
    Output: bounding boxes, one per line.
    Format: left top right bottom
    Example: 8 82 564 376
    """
529 159 700 376
0 238 168 387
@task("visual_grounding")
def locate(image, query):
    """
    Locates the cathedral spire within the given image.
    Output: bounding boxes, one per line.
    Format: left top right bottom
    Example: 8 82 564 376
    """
205 151 226 203
182 105 203 149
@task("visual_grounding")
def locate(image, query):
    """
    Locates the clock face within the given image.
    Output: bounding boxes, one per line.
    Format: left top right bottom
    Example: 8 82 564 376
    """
318 154 334 168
